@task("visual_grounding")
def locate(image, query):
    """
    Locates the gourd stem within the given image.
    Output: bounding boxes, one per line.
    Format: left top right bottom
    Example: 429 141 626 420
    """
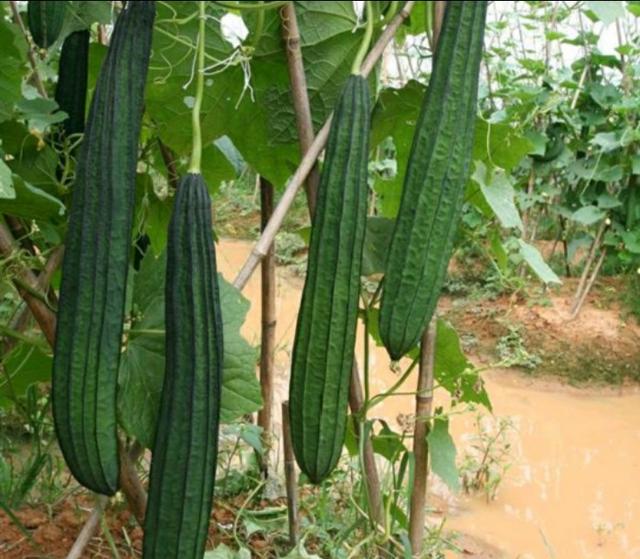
351 1 374 75
188 1 206 174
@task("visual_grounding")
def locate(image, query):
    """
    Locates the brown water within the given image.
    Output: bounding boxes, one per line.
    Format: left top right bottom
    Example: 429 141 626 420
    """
217 239 640 559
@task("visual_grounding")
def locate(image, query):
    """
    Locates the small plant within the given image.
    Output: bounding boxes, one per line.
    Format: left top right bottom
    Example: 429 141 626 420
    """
495 325 542 370
458 414 514 502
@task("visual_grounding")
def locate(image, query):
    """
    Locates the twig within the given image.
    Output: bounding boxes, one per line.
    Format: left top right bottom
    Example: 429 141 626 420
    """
279 2 320 216
281 401 299 546
118 441 147 525
65 496 109 559
257 177 276 473
232 1 416 291
65 442 146 559
408 321 436 555
3 247 63 354
8 1 47 97
157 139 179 190
0 222 57 346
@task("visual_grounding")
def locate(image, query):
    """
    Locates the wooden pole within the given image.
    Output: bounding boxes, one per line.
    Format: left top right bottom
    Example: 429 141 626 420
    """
408 321 436 555
280 2 320 216
258 177 276 469
348 364 384 527
281 401 299 546
409 5 444 554
570 218 607 316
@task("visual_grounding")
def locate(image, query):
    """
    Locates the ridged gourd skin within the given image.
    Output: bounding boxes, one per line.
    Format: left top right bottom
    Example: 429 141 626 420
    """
289 75 371 484
27 1 66 48
55 30 90 138
52 1 155 496
378 1 487 361
143 173 224 559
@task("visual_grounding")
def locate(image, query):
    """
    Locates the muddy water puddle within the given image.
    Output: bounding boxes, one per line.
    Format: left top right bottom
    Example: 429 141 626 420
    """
217 239 640 559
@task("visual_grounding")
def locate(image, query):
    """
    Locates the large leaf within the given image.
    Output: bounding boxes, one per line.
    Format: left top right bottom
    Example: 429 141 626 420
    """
361 216 394 276
147 1 364 187
473 120 533 172
586 1 625 24
517 240 562 285
0 344 52 408
0 176 65 221
433 320 491 410
118 250 261 448
370 81 425 217
427 415 460 492
471 161 523 231
0 20 23 123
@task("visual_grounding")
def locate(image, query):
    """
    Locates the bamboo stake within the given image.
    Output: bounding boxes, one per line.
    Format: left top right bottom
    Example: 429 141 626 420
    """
408 5 443 553
280 2 320 216
281 401 299 546
408 321 436 555
349 364 384 527
65 496 109 559
570 218 607 316
232 1 416 291
258 177 276 470
570 248 606 320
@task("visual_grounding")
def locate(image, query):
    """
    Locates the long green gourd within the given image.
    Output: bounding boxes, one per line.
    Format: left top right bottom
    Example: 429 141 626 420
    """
55 30 90 138
288 74 371 484
143 4 224 557
379 1 487 360
27 1 66 48
52 1 155 496
142 174 224 559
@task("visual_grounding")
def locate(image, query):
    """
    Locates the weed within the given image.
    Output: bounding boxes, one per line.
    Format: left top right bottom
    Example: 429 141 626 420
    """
458 414 514 502
495 325 542 370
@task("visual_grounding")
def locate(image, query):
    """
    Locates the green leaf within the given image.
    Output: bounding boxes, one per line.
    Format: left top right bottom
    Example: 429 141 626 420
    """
471 161 523 231
118 250 261 448
571 205 605 226
591 131 625 152
0 20 23 124
0 345 52 408
0 175 65 221
473 120 533 172
587 1 625 24
147 1 363 187
0 160 15 199
371 421 406 461
361 216 394 276
0 120 60 197
427 415 459 492
632 155 640 175
517 239 562 285
15 98 67 134
434 320 491 410
371 81 425 217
